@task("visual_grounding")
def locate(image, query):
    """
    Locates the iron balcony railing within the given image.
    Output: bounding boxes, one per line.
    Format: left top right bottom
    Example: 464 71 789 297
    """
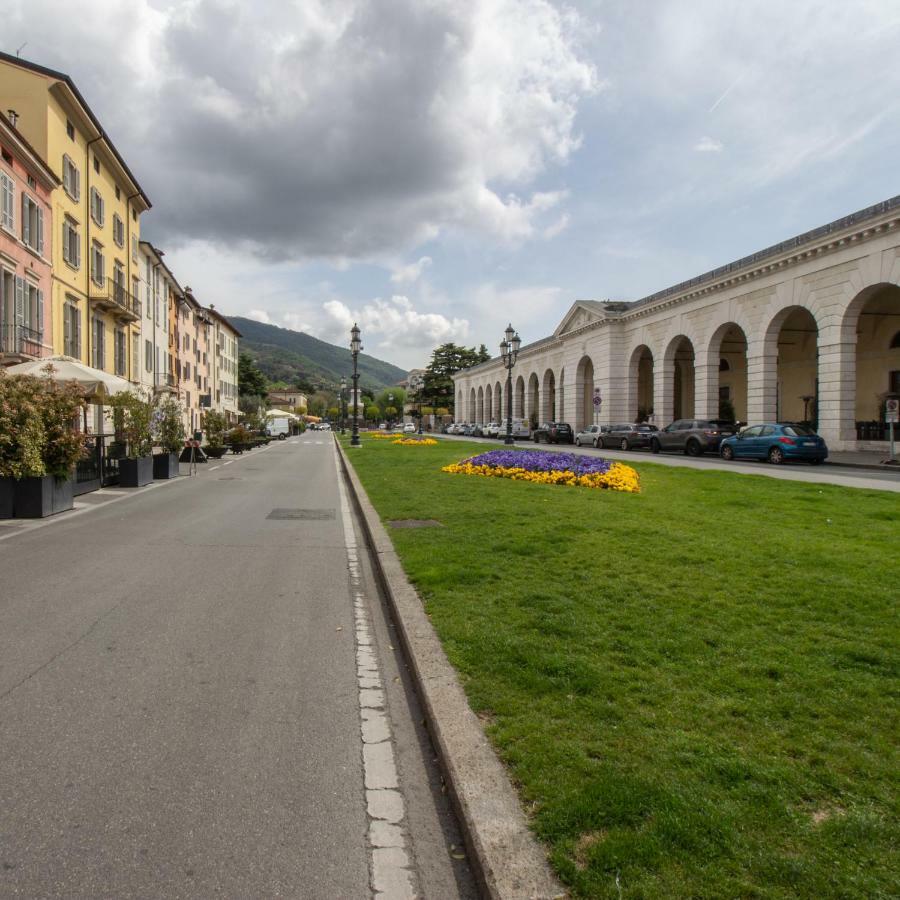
0 323 43 357
89 277 142 320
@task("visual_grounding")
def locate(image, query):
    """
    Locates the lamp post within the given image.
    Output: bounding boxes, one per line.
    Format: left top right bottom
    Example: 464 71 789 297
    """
388 393 394 431
340 375 347 436
413 373 424 434
350 324 362 448
500 323 521 446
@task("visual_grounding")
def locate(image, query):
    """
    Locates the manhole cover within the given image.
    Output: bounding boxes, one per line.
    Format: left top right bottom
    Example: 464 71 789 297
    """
267 508 336 520
388 519 444 529
217 476 243 481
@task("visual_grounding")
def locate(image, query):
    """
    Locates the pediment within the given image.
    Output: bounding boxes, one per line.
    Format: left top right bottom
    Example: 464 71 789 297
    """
554 302 604 337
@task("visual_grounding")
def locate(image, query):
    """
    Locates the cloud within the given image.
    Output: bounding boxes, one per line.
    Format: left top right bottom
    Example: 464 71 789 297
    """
390 256 432 285
694 136 723 153
5 0 598 261
247 309 271 324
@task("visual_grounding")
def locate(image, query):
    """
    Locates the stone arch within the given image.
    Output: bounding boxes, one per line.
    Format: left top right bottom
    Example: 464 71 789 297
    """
574 355 595 432
526 372 540 427
476 385 484 424
706 323 748 423
494 380 503 421
662 335 696 422
558 367 566 422
456 388 463 420
541 368 556 421
469 387 477 423
627 344 654 423
761 305 821 425
514 375 525 418
484 383 493 423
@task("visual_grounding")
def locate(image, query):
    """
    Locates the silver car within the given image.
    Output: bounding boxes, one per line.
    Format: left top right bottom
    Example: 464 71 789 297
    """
574 425 611 447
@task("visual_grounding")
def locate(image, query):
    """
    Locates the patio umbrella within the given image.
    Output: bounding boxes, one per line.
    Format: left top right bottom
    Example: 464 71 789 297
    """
4 356 134 401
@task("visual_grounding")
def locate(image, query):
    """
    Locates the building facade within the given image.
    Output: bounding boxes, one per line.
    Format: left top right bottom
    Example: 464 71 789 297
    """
454 197 900 451
0 112 57 365
267 388 308 411
205 306 240 423
137 241 177 399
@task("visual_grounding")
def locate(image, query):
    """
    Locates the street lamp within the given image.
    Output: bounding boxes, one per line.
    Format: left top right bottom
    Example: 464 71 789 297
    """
412 373 424 434
350 324 362 448
388 393 394 430
500 323 521 446
340 375 347 436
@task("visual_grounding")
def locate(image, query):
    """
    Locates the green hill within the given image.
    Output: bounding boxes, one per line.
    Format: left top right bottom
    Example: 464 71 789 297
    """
228 316 407 392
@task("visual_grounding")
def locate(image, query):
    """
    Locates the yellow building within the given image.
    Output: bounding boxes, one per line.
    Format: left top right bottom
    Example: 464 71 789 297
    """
0 52 151 401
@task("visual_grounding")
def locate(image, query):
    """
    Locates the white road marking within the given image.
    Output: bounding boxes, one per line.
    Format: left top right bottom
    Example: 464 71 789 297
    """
334 445 416 900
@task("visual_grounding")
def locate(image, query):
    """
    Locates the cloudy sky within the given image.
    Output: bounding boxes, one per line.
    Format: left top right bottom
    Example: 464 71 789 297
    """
7 0 900 368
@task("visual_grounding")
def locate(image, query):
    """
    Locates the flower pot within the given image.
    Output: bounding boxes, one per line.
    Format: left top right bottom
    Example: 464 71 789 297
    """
203 445 227 459
0 477 15 519
153 452 180 480
119 456 154 488
13 474 75 518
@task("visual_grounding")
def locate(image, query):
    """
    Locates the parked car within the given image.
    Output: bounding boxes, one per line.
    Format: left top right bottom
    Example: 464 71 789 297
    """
403 422 416 433
484 422 501 438
574 425 612 447
603 423 658 450
720 423 828 464
532 422 574 444
472 423 485 437
460 423 476 436
499 418 531 439
650 419 737 456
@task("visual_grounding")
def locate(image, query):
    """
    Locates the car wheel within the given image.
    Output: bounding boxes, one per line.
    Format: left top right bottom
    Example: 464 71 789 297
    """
720 444 735 461
575 437 581 446
593 437 600 448
686 439 702 457
650 439 661 454
620 438 629 451
768 446 785 465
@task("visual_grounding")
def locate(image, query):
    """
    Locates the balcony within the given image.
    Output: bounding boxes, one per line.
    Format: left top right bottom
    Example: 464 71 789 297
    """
0 324 44 362
154 372 177 394
89 277 141 322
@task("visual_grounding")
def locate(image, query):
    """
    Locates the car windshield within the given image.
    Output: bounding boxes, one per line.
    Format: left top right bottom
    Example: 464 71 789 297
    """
706 420 735 429
636 425 655 432
783 424 816 436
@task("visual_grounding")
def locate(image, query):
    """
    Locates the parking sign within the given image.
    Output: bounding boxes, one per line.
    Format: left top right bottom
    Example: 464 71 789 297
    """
886 398 899 423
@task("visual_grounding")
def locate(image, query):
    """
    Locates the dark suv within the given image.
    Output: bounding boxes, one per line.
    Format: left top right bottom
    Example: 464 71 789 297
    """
532 422 574 444
650 419 738 456
603 423 658 451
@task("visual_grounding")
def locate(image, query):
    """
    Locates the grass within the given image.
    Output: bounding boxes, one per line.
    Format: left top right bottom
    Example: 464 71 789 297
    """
342 436 899 899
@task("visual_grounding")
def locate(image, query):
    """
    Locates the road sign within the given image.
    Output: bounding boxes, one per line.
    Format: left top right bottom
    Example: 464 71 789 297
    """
191 439 201 448
886 398 899 423
592 389 602 409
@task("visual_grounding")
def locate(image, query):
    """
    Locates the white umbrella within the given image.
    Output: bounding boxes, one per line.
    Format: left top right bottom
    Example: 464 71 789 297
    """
4 356 135 401
265 408 299 419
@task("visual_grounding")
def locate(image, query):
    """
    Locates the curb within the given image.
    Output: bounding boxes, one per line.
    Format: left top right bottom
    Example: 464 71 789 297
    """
336 441 565 900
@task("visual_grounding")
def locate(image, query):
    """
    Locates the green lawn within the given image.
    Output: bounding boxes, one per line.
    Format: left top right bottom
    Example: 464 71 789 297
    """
342 436 899 899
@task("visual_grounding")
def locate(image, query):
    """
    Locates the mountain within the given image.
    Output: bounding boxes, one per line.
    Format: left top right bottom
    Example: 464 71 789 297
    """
228 316 407 392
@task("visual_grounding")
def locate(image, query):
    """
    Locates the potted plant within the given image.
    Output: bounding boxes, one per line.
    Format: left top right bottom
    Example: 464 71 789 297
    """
110 390 155 487
202 410 228 458
228 424 252 454
151 397 185 479
0 371 86 518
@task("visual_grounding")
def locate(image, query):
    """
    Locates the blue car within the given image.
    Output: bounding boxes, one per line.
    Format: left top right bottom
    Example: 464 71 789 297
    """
719 423 828 465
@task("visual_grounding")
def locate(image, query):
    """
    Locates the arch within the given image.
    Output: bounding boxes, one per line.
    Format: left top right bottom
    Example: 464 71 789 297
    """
476 385 484 424
456 388 463 421
707 322 748 423
514 375 525 418
469 387 476 423
541 368 556 421
628 344 654 423
526 372 540 427
575 355 595 432
558 367 566 423
763 306 819 424
663 335 695 421
494 380 503 421
484 383 493 423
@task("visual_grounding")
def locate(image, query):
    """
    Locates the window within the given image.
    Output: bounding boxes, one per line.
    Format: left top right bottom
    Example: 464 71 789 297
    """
114 328 126 376
112 213 125 247
0 170 13 229
131 234 138 262
115 185 120 201
92 318 105 369
184 361 191 380
891 371 900 394
93 156 100 174
21 280 44 335
66 119 75 140
63 299 81 358
91 240 105 286
62 155 80 200
62 217 81 268
145 339 153 373
132 276 140 306
890 331 900 350
90 187 104 226
27 174 36 190
132 333 139 382
21 194 44 254
132 208 136 222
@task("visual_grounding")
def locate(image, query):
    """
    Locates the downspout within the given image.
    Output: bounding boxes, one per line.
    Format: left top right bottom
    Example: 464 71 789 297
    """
84 135 101 372
126 190 141 382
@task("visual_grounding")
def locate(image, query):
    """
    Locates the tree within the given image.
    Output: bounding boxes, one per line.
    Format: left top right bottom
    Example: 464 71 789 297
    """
421 343 491 416
238 352 269 398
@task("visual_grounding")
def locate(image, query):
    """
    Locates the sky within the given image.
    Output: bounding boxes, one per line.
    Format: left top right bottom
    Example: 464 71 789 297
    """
6 0 900 369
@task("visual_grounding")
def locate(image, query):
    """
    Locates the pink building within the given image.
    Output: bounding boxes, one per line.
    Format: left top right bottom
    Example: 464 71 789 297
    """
0 111 57 365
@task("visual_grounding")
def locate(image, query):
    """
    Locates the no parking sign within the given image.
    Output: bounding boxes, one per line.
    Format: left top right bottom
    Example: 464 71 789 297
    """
886 398 899 423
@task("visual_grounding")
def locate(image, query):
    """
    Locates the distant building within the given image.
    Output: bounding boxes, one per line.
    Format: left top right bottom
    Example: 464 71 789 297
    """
268 388 307 410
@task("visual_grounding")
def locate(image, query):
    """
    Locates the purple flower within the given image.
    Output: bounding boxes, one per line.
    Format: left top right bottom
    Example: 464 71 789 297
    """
465 448 613 475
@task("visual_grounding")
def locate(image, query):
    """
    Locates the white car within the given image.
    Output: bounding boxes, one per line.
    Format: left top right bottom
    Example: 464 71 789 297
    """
403 422 416 433
484 422 500 438
319 423 331 431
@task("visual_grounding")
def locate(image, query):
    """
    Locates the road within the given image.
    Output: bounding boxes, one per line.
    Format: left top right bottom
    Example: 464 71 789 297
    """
0 436 477 899
436 434 900 492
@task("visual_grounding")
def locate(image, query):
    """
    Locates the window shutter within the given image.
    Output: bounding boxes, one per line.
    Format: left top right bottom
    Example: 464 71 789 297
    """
21 195 30 246
36 290 44 335
15 277 25 325
37 207 44 255
75 165 80 200
63 157 70 194
74 308 81 358
64 304 72 351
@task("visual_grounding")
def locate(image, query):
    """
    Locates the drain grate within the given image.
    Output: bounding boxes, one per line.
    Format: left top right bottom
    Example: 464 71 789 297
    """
388 519 444 529
267 508 336 521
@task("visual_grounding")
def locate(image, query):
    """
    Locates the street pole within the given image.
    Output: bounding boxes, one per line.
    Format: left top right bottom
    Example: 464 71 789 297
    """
350 324 362 448
340 375 347 436
500 323 521 446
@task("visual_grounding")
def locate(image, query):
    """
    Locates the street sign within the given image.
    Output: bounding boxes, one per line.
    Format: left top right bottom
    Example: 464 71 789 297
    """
886 398 899 423
191 440 201 448
592 388 602 409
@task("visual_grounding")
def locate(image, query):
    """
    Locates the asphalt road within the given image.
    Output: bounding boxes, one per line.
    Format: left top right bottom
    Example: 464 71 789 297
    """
0 437 476 899
436 433 900 491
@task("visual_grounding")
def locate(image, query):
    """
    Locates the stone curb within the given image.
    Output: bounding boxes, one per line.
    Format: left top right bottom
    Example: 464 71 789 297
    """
336 440 565 900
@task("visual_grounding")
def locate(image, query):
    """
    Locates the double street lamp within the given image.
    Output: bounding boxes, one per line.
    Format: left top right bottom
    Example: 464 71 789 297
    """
340 375 347 436
500 323 521 446
350 324 362 448
410 372 424 434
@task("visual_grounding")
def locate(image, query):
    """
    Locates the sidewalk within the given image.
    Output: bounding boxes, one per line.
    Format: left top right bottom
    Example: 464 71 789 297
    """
827 449 900 470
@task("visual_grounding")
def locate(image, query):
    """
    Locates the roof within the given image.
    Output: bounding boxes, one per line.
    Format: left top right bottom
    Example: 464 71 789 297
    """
138 240 184 295
0 113 59 188
0 50 151 209
205 306 242 337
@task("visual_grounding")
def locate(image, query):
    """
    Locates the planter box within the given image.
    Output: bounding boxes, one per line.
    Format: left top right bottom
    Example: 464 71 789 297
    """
0 477 14 519
13 475 75 518
119 456 154 488
153 452 180 480
203 445 227 459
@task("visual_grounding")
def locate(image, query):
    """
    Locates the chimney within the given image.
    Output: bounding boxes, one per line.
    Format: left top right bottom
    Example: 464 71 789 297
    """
7 109 18 128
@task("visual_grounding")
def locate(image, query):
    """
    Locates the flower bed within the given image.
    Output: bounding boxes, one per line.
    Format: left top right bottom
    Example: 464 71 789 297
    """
370 432 399 440
442 448 640 492
393 437 438 446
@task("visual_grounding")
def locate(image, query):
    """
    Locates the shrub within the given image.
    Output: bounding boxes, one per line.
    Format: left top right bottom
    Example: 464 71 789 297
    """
152 397 186 453
108 390 154 458
202 410 227 448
